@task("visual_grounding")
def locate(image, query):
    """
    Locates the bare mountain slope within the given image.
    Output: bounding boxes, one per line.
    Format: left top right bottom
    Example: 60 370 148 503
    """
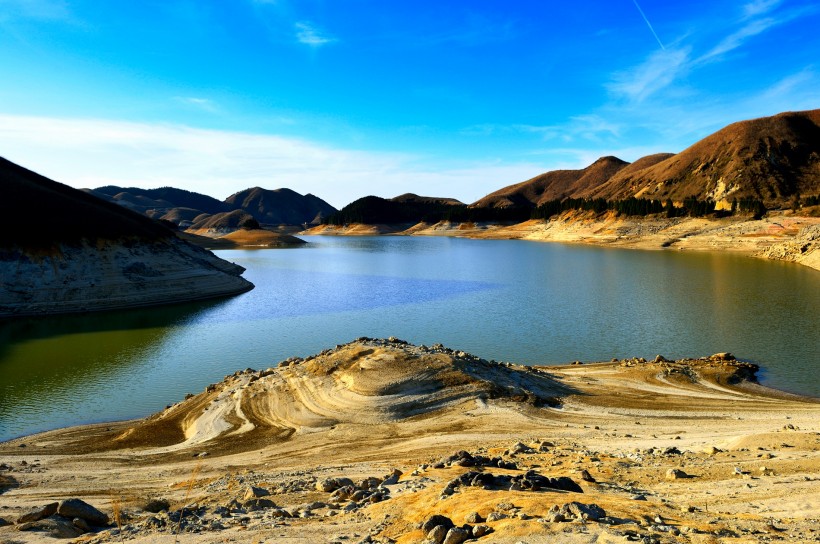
225 187 337 225
473 109 820 210
596 109 820 205
473 156 629 208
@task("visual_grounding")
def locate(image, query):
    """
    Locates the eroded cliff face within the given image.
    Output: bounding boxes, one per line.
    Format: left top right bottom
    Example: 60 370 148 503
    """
0 236 253 317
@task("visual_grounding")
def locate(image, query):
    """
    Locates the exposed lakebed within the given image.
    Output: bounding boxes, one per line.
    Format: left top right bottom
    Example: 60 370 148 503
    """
1 235 818 441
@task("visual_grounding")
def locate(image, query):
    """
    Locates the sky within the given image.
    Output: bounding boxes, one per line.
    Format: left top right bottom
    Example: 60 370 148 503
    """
0 0 818 208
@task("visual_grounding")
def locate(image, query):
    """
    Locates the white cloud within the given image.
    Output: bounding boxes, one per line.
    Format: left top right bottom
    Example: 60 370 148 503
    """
175 97 220 114
699 17 777 61
295 21 335 47
743 0 782 19
0 115 544 207
607 47 691 103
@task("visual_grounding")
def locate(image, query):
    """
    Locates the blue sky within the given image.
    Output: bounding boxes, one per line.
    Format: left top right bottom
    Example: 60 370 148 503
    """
1 0 818 208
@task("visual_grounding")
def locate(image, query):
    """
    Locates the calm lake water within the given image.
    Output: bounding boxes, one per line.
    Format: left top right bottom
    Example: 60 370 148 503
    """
1 236 818 441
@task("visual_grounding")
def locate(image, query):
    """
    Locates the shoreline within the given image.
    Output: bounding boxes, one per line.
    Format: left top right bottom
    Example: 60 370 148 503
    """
2 339 818 543
303 211 820 272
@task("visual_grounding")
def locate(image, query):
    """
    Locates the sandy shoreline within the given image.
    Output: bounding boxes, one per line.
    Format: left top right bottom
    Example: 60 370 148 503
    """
304 212 820 272
2 339 818 543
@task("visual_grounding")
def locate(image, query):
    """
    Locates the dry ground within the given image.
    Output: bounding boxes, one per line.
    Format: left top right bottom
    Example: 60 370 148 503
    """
1 339 818 543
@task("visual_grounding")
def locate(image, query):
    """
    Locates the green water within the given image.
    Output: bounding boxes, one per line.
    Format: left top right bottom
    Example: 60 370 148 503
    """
1 236 818 441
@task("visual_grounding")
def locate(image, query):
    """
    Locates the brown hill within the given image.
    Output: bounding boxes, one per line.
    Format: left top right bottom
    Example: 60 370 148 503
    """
225 187 337 225
473 156 629 208
473 109 820 210
188 209 256 232
591 110 820 206
1 157 172 249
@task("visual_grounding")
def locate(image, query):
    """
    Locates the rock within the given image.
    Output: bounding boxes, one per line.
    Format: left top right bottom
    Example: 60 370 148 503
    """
703 446 721 455
666 468 687 480
72 517 92 532
427 524 449 544
564 502 606 521
17 516 83 538
357 477 382 490
57 498 109 525
143 498 170 513
268 508 292 518
465 512 483 523
317 477 355 492
0 517 9 527
508 442 533 455
442 526 470 544
243 485 270 500
472 524 493 537
578 469 596 482
496 501 516 511
711 352 735 361
486 512 507 522
243 498 276 511
663 446 681 455
546 512 565 523
381 468 403 485
17 502 58 524
630 494 647 501
420 514 454 534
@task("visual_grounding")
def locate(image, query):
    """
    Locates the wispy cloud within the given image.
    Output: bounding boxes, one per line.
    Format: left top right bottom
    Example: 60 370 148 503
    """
743 0 782 19
175 97 220 114
0 115 543 207
295 21 335 47
607 47 691 103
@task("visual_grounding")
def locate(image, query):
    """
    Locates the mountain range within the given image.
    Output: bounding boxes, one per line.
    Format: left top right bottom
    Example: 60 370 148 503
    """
86 185 337 229
477 109 820 210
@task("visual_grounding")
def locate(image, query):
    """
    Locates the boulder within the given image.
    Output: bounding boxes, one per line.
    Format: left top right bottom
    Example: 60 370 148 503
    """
578 469 596 482
317 477 355 492
420 514 454 534
464 511 483 523
17 502 58 524
381 468 403 485
427 524 449 544
472 524 493 537
563 502 606 521
143 498 170 513
17 516 83 538
666 468 687 480
72 517 92 532
243 498 276 511
442 526 470 544
243 485 270 500
57 499 108 526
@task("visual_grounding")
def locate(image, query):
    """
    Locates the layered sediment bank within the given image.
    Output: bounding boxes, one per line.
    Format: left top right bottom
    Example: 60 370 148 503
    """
0 237 253 317
1 339 818 543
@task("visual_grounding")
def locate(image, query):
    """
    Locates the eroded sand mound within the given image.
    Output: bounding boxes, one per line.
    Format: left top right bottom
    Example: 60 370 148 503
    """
1 340 818 543
111 338 568 451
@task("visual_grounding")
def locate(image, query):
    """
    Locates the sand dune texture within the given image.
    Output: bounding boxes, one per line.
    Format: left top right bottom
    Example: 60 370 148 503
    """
1 339 818 543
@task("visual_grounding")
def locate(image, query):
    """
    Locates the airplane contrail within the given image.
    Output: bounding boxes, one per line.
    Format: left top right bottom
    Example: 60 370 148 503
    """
631 0 665 50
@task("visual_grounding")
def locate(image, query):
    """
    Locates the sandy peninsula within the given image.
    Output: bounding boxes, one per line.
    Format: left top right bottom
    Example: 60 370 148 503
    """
1 338 818 543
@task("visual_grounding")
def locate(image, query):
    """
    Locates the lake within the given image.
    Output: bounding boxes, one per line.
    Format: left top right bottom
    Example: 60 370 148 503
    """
1 235 818 441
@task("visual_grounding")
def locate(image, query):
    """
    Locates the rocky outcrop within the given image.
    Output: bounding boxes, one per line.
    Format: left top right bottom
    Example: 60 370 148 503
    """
0 156 254 317
0 237 253 317
760 223 820 271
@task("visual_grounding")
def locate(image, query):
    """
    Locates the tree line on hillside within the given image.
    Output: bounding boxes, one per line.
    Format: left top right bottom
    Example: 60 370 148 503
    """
322 194 795 226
